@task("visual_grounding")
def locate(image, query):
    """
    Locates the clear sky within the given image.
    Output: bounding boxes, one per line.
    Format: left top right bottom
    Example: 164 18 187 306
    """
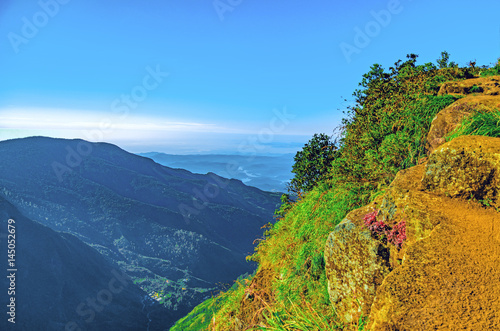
1 0 499 154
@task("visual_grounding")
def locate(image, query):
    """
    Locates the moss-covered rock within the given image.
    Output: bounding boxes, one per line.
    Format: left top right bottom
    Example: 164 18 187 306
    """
426 76 500 154
425 99 475 153
426 96 500 153
324 210 391 324
422 135 500 207
438 75 500 96
324 165 442 325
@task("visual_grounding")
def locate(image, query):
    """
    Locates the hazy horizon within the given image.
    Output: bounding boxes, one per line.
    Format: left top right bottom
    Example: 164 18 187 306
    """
0 132 310 155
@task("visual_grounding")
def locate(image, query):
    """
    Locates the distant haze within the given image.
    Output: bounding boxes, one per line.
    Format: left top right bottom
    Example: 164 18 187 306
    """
139 152 295 192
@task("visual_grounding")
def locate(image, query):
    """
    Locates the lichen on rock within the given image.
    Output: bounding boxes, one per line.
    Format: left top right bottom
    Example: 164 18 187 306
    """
422 135 500 207
324 210 392 324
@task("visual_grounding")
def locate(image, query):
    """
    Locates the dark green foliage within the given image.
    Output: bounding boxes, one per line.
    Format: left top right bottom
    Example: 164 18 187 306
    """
436 51 457 69
289 133 337 194
480 58 500 77
470 84 482 93
335 54 463 189
274 193 293 219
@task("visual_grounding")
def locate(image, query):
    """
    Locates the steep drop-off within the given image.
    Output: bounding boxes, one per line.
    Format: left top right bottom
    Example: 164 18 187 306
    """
0 137 281 327
0 196 172 330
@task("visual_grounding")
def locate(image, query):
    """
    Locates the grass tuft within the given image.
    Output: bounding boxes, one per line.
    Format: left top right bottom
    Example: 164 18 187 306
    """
447 109 500 140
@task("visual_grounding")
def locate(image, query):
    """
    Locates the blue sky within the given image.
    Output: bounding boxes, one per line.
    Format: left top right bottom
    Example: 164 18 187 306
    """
1 0 499 154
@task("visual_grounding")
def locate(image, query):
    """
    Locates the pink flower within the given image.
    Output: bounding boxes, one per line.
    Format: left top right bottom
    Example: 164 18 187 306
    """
363 210 378 226
363 210 406 249
387 220 406 249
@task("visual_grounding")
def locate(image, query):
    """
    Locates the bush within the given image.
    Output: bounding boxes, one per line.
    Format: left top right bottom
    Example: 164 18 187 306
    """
334 54 460 187
480 58 500 77
363 210 406 249
470 84 482 93
436 51 457 69
289 133 337 194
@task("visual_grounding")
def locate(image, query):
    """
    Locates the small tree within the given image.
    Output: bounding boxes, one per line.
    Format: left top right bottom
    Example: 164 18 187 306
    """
436 51 457 69
289 133 337 194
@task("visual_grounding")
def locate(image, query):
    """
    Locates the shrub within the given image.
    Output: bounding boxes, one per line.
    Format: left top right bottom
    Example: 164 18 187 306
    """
387 221 406 249
363 210 388 235
289 133 337 194
436 51 457 69
480 58 500 77
470 84 482 93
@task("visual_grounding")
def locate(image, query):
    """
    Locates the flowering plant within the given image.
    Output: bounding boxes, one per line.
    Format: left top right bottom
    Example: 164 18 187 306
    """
387 220 406 249
363 210 406 249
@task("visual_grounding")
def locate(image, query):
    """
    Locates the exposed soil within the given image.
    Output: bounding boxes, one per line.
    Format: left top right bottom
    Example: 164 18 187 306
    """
369 164 500 330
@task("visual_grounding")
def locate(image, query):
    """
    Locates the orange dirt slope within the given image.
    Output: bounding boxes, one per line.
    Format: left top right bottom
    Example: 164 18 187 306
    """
368 152 500 330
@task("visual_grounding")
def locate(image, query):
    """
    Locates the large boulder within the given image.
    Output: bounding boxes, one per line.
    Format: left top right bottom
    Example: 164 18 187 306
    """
425 96 500 153
437 75 500 96
324 206 391 324
423 135 500 208
324 164 442 324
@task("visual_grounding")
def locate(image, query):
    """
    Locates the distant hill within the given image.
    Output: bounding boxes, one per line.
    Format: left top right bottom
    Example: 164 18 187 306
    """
0 195 173 330
0 137 281 328
138 152 294 192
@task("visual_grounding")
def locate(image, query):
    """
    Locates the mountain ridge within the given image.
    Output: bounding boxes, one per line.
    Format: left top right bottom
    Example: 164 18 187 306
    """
138 151 294 192
0 136 281 328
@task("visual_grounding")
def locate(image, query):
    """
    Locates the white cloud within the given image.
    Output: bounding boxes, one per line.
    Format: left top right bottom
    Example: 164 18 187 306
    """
0 107 233 133
0 107 311 154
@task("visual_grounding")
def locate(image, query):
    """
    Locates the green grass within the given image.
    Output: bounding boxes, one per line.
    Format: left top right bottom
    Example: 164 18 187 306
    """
480 61 500 77
170 297 216 331
170 274 252 330
447 109 500 140
255 298 341 331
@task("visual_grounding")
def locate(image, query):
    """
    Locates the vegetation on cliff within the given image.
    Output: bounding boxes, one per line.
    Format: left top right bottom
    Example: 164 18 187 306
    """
171 54 500 330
